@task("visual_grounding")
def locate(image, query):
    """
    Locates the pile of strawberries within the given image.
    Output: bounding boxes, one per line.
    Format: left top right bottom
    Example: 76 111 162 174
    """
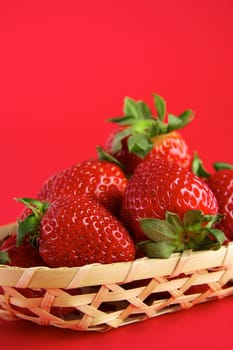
0 93 232 268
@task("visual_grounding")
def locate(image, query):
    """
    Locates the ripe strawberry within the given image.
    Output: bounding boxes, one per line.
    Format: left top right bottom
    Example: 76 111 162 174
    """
17 194 135 267
121 158 225 258
192 154 233 240
0 233 45 267
105 94 194 175
207 170 233 240
37 158 127 216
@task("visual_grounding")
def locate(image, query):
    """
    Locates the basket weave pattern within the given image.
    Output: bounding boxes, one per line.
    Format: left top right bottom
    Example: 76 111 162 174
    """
1 223 233 331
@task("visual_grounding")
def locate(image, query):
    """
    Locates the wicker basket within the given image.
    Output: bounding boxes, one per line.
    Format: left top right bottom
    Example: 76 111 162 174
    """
1 222 233 331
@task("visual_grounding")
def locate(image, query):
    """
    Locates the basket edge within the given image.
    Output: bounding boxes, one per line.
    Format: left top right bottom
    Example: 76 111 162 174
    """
0 242 233 289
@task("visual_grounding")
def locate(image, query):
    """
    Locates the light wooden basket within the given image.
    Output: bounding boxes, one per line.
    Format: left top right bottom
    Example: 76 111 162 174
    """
1 222 233 331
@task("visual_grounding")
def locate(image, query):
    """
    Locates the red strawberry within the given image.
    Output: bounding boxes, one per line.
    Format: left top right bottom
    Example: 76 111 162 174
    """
105 94 194 175
192 154 233 240
0 233 45 267
207 169 233 240
17 194 135 267
121 158 225 258
37 159 127 216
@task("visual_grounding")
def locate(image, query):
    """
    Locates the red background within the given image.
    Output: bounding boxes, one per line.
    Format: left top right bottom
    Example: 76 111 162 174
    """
0 1 233 348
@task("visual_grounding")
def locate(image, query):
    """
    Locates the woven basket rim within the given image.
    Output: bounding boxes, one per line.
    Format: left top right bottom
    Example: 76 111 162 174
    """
1 222 233 290
1 223 233 331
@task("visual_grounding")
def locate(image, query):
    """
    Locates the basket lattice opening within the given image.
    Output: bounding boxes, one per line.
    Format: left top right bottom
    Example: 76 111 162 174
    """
1 222 233 331
1 266 233 331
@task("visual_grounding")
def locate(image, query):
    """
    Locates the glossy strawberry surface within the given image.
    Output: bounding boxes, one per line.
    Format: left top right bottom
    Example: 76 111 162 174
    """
106 129 191 175
38 194 135 267
0 234 45 267
207 169 233 240
148 131 191 167
37 159 127 216
121 158 219 242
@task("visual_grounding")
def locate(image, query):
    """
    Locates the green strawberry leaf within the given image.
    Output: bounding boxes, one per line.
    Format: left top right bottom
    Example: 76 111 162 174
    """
139 210 225 260
167 111 192 132
148 119 160 137
136 101 152 119
15 197 49 247
15 198 49 218
123 97 142 119
178 109 194 124
0 251 10 264
153 93 166 122
203 213 224 228
127 134 154 159
167 110 194 132
15 198 41 217
213 162 233 171
107 94 195 151
205 228 226 247
96 146 124 169
107 115 136 125
156 118 168 134
17 215 40 247
192 152 211 178
139 217 178 241
194 228 226 251
165 211 184 235
183 210 204 233
167 114 182 132
110 128 132 153
138 240 177 259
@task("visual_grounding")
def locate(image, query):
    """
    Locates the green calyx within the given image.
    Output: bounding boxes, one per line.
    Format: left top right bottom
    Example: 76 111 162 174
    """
107 93 194 158
15 198 49 247
96 146 125 169
213 162 233 171
138 210 226 259
191 152 211 178
192 152 233 178
0 251 10 264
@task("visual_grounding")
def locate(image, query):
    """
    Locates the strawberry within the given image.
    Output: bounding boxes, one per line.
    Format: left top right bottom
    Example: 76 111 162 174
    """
0 233 45 267
192 153 233 240
105 94 194 175
37 158 127 217
121 158 225 258
16 194 136 267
